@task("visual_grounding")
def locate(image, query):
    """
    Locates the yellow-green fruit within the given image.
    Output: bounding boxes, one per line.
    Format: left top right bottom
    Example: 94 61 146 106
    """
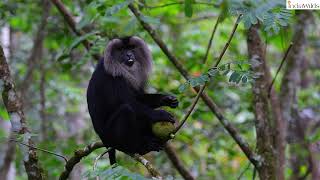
152 122 175 140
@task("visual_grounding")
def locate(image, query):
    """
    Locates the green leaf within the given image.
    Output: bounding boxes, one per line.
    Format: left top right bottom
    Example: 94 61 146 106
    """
219 64 227 71
242 75 248 83
56 31 98 62
199 74 210 82
140 15 160 24
196 77 206 86
76 14 98 31
178 83 188 92
69 31 98 52
105 0 134 16
223 69 230 76
124 18 137 33
208 68 218 77
229 71 241 83
61 63 73 72
184 0 193 17
190 78 200 87
56 53 69 62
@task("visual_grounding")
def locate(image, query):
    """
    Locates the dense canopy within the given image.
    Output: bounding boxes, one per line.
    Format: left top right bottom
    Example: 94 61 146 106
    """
0 0 319 180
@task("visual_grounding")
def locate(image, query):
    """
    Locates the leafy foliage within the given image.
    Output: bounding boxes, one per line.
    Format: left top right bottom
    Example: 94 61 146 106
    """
105 0 134 16
230 0 292 35
179 61 253 92
83 164 151 180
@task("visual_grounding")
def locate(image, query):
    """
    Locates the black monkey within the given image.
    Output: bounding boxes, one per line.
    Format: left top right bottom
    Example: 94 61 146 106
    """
87 36 178 164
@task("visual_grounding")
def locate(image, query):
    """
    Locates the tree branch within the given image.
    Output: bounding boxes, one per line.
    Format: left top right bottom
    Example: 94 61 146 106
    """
10 139 68 162
59 142 162 179
59 142 104 180
50 0 101 60
203 13 221 64
268 42 293 97
93 149 110 180
164 143 195 180
279 11 316 180
0 45 45 179
128 4 259 168
131 154 162 179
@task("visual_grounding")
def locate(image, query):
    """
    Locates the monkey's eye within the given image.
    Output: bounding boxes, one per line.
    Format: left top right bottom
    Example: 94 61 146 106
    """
125 59 134 67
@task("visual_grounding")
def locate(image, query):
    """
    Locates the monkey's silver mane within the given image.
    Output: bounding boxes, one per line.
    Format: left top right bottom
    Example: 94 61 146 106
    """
103 36 153 90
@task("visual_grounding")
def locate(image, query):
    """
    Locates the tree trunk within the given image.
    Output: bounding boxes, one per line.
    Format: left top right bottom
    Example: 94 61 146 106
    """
279 11 314 180
247 25 279 180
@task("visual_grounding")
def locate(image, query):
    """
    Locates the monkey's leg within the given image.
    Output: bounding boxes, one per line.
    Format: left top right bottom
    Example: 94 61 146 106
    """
137 94 179 108
106 104 145 154
107 104 167 155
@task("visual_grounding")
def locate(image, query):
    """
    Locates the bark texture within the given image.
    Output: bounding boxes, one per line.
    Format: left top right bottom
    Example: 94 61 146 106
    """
247 25 277 180
0 46 44 179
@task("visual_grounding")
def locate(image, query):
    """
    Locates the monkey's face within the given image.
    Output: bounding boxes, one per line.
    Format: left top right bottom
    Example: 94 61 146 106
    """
120 50 135 67
104 36 153 89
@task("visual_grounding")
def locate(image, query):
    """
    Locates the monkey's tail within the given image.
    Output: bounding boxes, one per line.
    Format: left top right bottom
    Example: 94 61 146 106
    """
109 148 116 165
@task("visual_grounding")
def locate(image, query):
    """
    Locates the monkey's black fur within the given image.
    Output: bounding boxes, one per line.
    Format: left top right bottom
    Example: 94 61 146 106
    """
87 36 178 164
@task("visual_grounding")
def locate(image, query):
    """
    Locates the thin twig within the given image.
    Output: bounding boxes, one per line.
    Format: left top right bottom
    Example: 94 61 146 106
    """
174 14 242 134
9 139 68 163
268 42 293 97
252 167 256 180
93 148 112 180
93 150 110 171
203 14 221 64
174 85 205 134
59 142 104 180
145 1 217 9
237 162 251 180
131 154 162 179
214 14 242 67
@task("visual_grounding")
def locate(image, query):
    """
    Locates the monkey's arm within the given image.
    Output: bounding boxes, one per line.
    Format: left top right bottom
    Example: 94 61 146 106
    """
129 99 175 123
137 94 178 109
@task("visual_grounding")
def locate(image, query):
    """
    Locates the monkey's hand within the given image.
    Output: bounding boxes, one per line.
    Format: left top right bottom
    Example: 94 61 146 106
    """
152 110 175 123
160 95 179 108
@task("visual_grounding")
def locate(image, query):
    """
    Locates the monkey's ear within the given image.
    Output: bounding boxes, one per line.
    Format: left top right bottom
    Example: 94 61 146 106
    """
104 39 122 58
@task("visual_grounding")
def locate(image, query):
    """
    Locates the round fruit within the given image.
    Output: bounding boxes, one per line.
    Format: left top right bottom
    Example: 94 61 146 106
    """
152 122 176 140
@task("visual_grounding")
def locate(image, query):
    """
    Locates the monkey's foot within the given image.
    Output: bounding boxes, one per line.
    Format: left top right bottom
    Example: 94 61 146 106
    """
139 137 164 155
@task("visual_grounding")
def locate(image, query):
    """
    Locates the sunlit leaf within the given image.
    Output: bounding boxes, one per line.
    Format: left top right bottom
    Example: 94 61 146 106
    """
105 0 134 16
178 83 188 92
